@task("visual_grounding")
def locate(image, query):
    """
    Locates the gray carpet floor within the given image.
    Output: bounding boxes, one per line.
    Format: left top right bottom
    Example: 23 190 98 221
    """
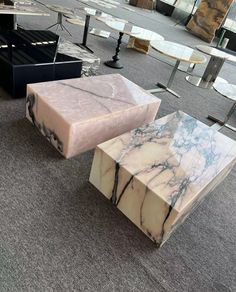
0 0 236 291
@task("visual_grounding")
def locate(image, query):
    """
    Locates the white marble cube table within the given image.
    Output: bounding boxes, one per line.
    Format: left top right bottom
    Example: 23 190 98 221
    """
26 74 161 158
89 111 236 247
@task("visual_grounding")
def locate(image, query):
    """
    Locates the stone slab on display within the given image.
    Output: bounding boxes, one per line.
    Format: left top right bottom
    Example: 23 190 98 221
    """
187 0 234 43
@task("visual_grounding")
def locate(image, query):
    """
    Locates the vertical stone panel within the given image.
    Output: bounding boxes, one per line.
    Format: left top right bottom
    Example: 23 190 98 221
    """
187 0 234 42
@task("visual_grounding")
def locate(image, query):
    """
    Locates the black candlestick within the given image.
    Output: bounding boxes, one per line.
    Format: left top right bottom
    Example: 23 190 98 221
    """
105 32 124 69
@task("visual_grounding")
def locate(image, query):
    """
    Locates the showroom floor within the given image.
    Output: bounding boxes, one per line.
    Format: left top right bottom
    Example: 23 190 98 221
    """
0 0 236 291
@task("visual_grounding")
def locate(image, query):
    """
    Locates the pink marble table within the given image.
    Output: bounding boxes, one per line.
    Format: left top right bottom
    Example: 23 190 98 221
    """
90 111 236 247
26 74 161 158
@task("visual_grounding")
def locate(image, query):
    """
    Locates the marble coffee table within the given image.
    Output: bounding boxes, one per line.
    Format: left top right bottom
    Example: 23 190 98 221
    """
90 111 236 247
127 30 164 54
149 40 206 98
68 8 112 53
186 45 236 89
26 74 161 158
210 82 236 132
100 20 142 69
0 3 49 29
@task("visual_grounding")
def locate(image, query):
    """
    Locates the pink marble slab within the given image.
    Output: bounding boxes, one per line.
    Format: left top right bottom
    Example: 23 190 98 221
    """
26 74 161 158
89 111 236 247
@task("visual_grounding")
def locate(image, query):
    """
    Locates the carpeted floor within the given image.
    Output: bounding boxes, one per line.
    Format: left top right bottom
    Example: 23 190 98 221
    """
0 0 236 291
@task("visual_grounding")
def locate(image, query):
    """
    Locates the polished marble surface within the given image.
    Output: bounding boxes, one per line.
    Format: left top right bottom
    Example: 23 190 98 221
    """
83 7 106 16
213 82 236 102
127 30 164 54
0 3 49 15
89 111 236 246
89 0 118 8
129 28 164 41
197 45 236 63
57 38 100 76
197 45 231 59
89 28 110 38
84 0 117 9
151 40 206 64
96 15 159 41
97 19 158 38
26 74 161 158
81 7 127 23
185 76 228 89
97 16 162 41
98 19 138 35
83 8 127 23
128 37 151 54
96 14 128 23
84 0 135 11
66 18 85 26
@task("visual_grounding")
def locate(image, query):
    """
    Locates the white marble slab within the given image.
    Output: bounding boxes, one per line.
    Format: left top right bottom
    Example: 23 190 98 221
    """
90 111 236 246
0 4 49 15
89 28 111 38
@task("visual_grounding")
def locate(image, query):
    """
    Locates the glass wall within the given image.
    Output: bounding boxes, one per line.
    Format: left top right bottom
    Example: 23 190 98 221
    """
223 0 236 32
175 0 199 14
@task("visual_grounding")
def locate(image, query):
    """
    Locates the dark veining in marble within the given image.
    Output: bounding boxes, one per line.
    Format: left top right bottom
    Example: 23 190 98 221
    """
58 39 100 77
110 111 227 244
27 93 36 126
58 82 136 107
111 162 120 204
26 94 63 153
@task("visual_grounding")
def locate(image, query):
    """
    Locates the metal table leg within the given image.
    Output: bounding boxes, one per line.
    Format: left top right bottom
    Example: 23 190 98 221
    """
208 102 236 132
13 15 17 30
186 56 225 89
105 32 124 69
78 14 93 53
178 62 196 73
148 60 181 98
47 12 72 36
